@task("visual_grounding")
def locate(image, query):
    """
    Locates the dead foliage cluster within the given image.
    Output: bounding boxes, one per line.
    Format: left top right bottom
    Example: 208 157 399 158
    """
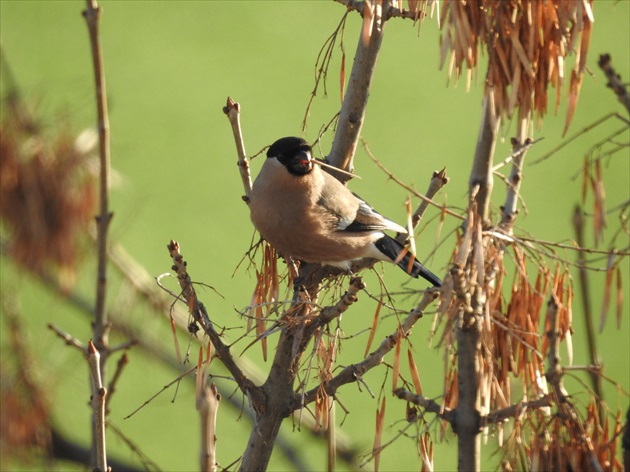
440 0 594 133
0 97 97 286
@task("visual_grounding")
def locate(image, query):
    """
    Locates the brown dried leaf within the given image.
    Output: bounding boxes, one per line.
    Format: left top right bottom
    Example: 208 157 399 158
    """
599 252 616 332
592 159 607 245
407 348 423 395
563 70 583 136
577 15 592 75
195 346 204 400
373 397 386 472
419 432 433 472
616 266 623 329
581 156 589 203
170 316 182 364
315 388 327 431
365 300 383 358
392 328 402 392
362 0 374 46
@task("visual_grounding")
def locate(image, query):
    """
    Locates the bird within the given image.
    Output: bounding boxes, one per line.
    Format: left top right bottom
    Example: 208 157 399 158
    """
248 136 441 287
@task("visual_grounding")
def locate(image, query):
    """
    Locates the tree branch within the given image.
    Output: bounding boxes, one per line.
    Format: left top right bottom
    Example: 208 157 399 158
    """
223 97 252 200
327 0 388 180
83 0 112 354
87 340 108 472
299 290 439 407
483 396 553 426
319 276 365 323
166 241 261 406
364 143 461 221
499 133 531 231
393 388 455 424
598 54 630 113
544 295 604 472
396 168 450 244
82 2 113 467
469 88 500 222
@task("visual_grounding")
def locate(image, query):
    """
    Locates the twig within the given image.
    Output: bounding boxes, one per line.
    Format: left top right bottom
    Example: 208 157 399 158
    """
335 0 428 22
197 382 220 472
82 2 115 468
364 142 463 221
396 168 450 244
223 97 252 200
393 388 455 424
302 12 349 131
166 241 261 405
87 340 108 472
598 54 630 113
500 135 533 231
544 296 604 472
483 396 553 425
105 352 130 413
319 276 365 323
124 364 198 420
572 206 604 413
83 0 112 354
530 112 628 165
300 290 439 406
48 323 88 351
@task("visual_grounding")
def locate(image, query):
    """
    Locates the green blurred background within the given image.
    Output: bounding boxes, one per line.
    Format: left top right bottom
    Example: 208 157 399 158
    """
1 1 628 471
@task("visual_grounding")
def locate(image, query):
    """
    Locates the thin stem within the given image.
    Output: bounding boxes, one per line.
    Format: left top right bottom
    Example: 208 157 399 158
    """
223 97 252 199
83 2 112 469
572 206 604 417
87 340 108 472
500 115 531 231
84 0 112 353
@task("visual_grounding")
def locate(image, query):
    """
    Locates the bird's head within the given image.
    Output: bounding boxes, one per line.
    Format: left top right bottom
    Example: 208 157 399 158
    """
267 137 314 176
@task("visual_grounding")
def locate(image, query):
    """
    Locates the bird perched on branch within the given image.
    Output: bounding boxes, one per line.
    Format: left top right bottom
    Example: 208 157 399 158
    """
248 136 441 287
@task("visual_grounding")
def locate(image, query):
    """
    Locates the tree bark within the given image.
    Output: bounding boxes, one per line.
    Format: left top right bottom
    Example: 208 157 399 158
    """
455 309 481 472
327 0 386 180
469 89 500 222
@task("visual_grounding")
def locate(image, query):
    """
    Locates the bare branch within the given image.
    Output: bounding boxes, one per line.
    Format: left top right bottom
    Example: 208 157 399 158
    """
223 97 253 200
166 240 261 405
470 88 500 222
544 296 604 472
531 112 629 166
499 135 533 231
47 323 88 351
319 276 365 323
572 206 604 414
105 352 132 413
483 396 553 426
197 382 220 472
87 340 108 472
299 290 439 407
83 0 112 355
364 143 461 221
397 168 451 244
598 54 630 113
393 388 455 424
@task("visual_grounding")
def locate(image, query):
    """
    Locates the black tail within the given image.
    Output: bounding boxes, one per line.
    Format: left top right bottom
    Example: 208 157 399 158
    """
374 236 442 287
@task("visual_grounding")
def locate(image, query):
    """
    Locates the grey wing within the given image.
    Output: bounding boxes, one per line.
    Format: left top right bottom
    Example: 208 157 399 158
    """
342 193 407 234
316 172 407 234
